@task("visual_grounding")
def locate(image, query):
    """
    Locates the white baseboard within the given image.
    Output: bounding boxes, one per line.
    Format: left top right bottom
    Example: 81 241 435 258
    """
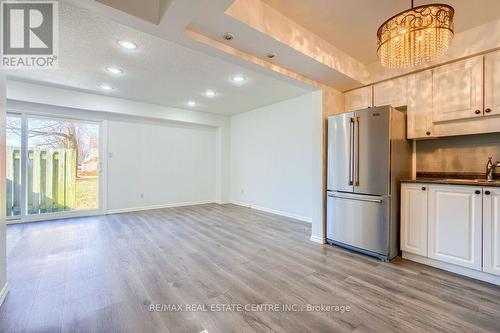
230 201 312 223
0 283 8 307
106 200 214 214
403 252 500 286
310 235 326 244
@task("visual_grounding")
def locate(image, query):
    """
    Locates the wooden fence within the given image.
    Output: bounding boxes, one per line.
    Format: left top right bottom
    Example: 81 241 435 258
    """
6 147 77 216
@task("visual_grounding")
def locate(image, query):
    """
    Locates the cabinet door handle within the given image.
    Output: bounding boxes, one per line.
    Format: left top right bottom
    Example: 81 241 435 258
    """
474 110 481 115
485 190 491 195
421 186 426 191
485 108 492 113
426 131 431 136
475 190 481 195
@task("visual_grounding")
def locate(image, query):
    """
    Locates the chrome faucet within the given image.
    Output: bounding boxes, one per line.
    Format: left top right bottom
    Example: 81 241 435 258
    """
486 157 500 181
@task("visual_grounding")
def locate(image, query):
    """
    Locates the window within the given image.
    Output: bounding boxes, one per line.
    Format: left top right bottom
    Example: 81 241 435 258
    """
6 113 101 219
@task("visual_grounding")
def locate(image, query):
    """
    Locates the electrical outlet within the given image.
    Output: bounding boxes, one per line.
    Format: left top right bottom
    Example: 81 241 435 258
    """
140 193 144 199
108 152 114 158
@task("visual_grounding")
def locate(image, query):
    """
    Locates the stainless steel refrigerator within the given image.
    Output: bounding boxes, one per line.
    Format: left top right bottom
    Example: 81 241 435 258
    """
326 105 412 260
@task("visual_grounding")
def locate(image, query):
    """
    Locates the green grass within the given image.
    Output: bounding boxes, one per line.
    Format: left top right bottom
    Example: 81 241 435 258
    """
75 177 99 210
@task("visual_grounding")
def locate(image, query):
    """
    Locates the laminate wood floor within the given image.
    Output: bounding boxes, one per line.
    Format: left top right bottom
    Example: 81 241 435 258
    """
1 204 500 333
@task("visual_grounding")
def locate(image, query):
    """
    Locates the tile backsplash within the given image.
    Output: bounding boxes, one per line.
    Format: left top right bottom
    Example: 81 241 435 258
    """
416 133 500 175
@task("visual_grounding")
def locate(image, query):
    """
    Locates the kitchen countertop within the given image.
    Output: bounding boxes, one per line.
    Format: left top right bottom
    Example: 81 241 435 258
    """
401 178 500 187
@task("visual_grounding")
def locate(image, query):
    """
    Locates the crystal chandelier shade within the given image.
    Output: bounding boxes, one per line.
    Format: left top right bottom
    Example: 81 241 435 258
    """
377 3 454 68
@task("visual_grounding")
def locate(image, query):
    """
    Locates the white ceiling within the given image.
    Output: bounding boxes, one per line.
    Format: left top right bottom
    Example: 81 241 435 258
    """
262 0 500 64
6 3 311 115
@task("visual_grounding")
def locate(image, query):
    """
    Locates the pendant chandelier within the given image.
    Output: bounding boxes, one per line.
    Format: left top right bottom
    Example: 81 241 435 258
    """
377 1 454 68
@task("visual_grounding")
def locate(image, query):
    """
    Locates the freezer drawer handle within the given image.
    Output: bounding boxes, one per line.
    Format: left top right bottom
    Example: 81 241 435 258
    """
328 193 383 203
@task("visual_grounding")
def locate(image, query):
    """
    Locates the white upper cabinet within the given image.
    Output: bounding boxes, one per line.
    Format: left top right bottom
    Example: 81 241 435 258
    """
428 185 482 270
484 50 500 117
432 56 483 123
401 183 428 256
407 70 433 139
344 86 372 112
343 50 500 138
373 76 407 108
483 188 500 276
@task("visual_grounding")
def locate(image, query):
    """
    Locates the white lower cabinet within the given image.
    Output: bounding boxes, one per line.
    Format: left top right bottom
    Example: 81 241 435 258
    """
428 185 482 270
483 188 500 276
401 184 428 256
401 183 500 280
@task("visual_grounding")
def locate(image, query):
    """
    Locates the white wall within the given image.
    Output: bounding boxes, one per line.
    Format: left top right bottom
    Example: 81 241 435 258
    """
230 93 318 222
107 119 216 212
310 89 325 242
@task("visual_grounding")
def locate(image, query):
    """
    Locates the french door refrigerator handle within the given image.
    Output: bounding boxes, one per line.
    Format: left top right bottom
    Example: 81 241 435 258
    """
355 116 360 186
348 117 354 185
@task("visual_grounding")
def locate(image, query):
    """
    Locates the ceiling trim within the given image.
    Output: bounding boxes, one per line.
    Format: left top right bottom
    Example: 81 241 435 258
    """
225 0 370 85
184 28 325 90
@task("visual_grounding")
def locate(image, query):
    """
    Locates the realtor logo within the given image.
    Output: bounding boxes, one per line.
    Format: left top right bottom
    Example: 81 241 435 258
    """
1 0 58 69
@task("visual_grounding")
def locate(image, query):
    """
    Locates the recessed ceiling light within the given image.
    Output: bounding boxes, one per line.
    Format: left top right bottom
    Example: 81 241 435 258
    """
204 89 217 98
223 33 234 41
99 84 114 91
187 100 197 107
118 40 137 50
231 74 247 84
105 66 123 75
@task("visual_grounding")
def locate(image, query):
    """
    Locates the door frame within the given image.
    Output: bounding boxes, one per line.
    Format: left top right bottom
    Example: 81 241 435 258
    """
5 109 107 224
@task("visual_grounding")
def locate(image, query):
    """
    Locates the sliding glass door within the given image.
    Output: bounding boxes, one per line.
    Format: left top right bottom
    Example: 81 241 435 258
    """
6 115 22 216
6 113 101 220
